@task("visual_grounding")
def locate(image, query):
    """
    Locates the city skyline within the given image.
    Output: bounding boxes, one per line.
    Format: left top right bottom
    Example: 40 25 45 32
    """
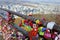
0 0 60 5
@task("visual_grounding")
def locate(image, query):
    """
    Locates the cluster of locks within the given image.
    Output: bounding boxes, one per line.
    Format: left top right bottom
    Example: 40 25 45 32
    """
18 17 60 40
0 11 60 40
0 13 28 40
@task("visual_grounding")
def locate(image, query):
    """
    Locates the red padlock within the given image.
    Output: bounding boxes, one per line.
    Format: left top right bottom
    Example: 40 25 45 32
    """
38 21 42 26
24 19 28 23
2 25 8 33
19 21 22 27
24 19 29 25
46 29 50 33
28 20 33 27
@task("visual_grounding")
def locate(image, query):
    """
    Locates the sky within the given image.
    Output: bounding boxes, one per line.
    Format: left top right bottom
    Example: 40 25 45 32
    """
0 0 60 5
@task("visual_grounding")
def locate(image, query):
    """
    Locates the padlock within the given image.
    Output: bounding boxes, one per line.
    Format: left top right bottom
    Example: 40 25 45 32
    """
39 31 44 36
41 17 46 21
58 34 60 39
35 20 42 25
54 34 60 40
46 29 50 33
38 27 43 32
54 32 58 35
35 20 40 24
2 25 8 33
22 19 24 25
0 26 2 30
23 25 32 32
24 19 28 24
19 22 22 27
28 20 33 27
51 32 57 39
26 26 32 32
42 28 46 32
51 34 56 39
44 32 51 39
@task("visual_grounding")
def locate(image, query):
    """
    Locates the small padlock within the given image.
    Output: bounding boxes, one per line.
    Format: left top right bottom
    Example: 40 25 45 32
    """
27 26 32 31
22 19 24 25
51 32 57 39
38 27 43 32
46 29 50 33
42 28 46 32
35 20 40 24
51 34 56 39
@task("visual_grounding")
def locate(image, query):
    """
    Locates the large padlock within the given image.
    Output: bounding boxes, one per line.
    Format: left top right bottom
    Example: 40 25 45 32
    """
44 32 51 39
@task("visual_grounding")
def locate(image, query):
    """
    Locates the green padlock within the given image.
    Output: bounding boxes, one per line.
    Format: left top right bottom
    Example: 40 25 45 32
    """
38 27 43 32
26 26 32 31
39 31 44 36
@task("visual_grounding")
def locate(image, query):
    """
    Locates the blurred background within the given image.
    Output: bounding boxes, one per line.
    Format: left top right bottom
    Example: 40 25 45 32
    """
0 0 60 24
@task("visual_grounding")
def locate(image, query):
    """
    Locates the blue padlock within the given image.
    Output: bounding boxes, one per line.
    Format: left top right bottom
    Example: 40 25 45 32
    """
42 28 46 32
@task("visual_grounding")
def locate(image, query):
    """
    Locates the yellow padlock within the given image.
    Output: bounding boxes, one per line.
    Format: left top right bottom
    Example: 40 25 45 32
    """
38 27 43 31
0 26 1 29
35 20 40 24
22 19 24 25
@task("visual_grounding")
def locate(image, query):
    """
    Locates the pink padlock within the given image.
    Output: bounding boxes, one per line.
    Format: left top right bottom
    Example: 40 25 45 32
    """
44 32 51 39
58 34 60 39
